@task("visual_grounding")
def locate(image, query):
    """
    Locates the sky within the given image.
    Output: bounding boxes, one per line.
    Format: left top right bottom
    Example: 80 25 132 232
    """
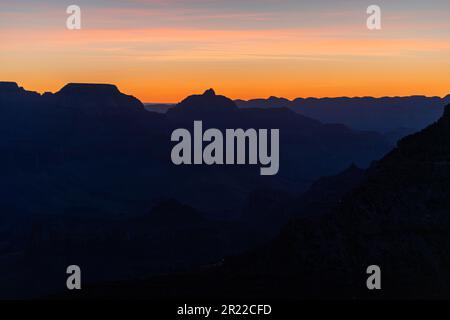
1 0 449 102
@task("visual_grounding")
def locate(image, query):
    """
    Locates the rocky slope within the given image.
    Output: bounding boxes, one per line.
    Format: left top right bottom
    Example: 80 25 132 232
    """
224 103 450 298
76 104 450 299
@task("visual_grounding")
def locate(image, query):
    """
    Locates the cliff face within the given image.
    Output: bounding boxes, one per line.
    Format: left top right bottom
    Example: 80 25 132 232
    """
0 82 148 121
52 83 145 117
0 82 42 111
0 83 392 220
166 88 238 122
225 104 450 299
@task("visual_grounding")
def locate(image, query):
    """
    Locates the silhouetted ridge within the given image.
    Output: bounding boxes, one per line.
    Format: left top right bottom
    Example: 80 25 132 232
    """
203 88 216 97
236 95 448 132
290 163 365 218
0 81 41 105
394 103 450 162
444 95 450 105
167 88 237 119
267 96 291 107
0 81 20 92
1 81 414 299
220 99 450 298
57 83 120 96
53 83 145 115
443 103 450 120
305 163 364 198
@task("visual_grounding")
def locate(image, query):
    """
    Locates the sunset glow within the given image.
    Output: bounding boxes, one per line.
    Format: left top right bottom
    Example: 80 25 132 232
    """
1 0 449 102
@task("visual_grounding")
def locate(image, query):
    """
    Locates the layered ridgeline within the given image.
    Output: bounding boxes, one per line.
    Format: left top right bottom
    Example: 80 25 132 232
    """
236 95 448 134
0 82 392 217
78 104 450 299
0 82 167 216
166 88 389 190
149 93 449 143
0 82 395 298
220 102 450 299
0 82 165 157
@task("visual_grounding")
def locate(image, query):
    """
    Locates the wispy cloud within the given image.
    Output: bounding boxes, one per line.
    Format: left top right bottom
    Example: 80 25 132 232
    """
1 0 449 101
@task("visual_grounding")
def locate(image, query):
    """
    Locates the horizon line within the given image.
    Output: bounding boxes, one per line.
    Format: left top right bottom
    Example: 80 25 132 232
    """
2 81 449 104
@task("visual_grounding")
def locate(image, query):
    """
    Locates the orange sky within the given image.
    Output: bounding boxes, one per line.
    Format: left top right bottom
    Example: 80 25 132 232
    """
1 1 449 102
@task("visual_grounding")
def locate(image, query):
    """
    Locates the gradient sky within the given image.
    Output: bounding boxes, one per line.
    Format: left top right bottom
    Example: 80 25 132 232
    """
1 0 449 102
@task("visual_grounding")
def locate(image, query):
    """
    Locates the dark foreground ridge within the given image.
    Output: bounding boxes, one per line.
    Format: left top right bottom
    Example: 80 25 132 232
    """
69 104 450 299
0 81 444 299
